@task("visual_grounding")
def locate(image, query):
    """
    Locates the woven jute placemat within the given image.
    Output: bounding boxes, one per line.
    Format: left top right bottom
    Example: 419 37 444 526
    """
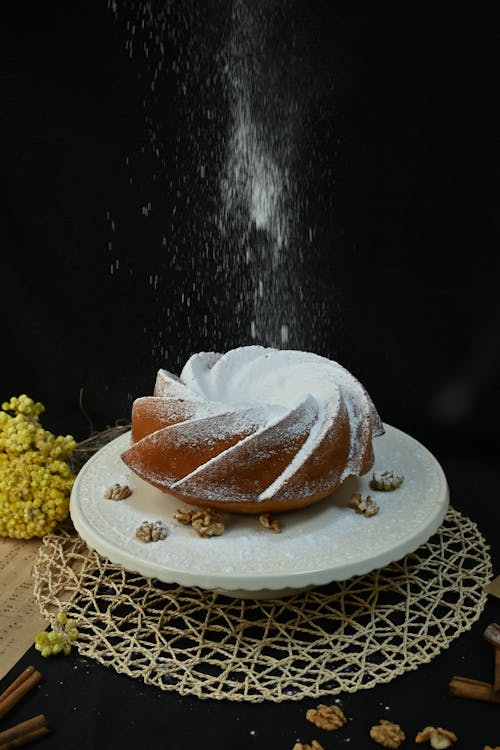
32 507 491 702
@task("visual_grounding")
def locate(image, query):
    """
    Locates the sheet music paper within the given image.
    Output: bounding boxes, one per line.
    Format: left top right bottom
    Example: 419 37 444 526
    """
485 574 500 600
0 537 48 679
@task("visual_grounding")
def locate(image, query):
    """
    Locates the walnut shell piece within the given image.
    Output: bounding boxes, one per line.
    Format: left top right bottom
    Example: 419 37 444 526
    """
104 483 133 500
369 470 405 491
306 704 348 731
370 719 406 749
135 520 168 543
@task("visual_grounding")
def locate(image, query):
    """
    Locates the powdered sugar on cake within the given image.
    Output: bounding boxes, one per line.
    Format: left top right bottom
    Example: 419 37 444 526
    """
122 346 384 510
171 394 318 502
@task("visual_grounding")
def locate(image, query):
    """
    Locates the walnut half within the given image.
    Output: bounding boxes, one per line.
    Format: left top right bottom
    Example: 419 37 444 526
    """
370 470 404 491
306 704 347 731
104 483 133 500
173 507 225 537
192 517 224 538
173 508 195 525
370 720 406 749
293 742 324 750
191 508 224 538
135 520 168 543
259 513 281 533
416 727 458 749
349 492 379 517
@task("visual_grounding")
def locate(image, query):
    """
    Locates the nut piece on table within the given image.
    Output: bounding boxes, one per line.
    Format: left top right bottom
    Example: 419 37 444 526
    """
416 727 458 749
306 704 348 731
369 470 405 491
484 746 500 749
259 513 282 533
349 492 379 517
135 520 168 543
370 719 406 749
104 483 133 500
293 742 324 750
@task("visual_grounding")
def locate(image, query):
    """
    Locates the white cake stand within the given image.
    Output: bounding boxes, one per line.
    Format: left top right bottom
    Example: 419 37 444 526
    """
70 424 449 599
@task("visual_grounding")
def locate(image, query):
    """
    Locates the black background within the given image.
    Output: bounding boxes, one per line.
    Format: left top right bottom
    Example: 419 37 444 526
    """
2 1 498 455
1 2 499 748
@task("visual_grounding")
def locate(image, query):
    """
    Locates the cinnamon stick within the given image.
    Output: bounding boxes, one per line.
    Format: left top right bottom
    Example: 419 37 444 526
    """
0 726 50 750
0 715 48 747
484 623 500 692
449 675 500 705
495 649 500 693
0 671 42 721
0 669 35 705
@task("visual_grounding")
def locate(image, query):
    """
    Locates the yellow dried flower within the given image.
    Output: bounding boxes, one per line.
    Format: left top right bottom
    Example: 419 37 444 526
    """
0 395 76 538
35 610 79 657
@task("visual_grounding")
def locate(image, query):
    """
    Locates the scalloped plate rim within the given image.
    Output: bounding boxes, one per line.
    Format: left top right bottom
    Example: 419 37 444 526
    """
70 423 450 598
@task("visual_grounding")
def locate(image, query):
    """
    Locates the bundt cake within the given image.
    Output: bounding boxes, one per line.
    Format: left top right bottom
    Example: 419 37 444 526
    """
121 346 384 514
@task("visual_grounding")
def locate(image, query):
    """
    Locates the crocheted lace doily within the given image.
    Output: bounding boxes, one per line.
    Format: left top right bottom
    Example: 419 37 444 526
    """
33 508 491 703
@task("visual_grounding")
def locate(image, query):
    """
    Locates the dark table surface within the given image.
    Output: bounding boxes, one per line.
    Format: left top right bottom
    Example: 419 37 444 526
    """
1 450 499 750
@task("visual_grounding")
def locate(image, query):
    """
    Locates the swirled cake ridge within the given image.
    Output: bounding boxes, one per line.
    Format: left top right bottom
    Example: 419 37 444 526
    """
121 346 384 514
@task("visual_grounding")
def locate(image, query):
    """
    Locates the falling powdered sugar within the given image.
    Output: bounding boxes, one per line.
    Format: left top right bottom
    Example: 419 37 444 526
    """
219 0 305 348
